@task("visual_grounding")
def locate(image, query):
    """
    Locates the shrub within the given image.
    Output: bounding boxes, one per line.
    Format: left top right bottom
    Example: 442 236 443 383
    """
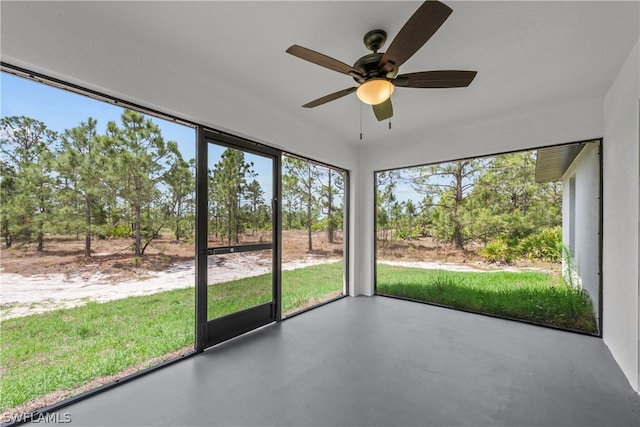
96 224 130 239
394 227 411 240
516 227 562 262
482 239 512 264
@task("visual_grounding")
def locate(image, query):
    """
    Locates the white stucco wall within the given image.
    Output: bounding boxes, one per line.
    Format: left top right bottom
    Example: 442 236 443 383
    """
353 97 604 296
561 143 600 323
602 39 640 392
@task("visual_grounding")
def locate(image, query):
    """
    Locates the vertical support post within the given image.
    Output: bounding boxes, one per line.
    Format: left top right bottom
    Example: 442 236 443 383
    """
274 154 283 321
343 170 351 296
597 139 604 337
195 127 209 352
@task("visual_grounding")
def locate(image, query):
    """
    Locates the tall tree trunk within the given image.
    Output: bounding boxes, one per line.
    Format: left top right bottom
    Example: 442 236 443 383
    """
3 220 12 248
327 171 332 242
85 193 92 257
36 201 44 251
214 207 219 240
174 197 183 241
234 191 241 244
453 162 464 250
307 194 312 252
226 203 232 246
387 205 393 241
306 164 313 252
522 156 528 216
36 231 44 251
174 199 182 240
134 201 142 256
453 222 464 250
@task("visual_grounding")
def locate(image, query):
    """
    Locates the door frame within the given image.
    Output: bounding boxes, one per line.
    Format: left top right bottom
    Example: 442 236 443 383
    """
195 128 282 351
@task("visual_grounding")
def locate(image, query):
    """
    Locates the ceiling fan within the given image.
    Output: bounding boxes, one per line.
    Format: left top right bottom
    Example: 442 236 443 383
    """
286 0 477 121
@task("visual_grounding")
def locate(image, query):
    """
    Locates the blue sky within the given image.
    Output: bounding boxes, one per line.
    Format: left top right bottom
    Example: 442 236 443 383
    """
1 72 196 162
2 71 275 202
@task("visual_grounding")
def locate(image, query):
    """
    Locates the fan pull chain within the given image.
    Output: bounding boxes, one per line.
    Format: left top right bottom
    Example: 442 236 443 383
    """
359 102 363 140
389 119 392 130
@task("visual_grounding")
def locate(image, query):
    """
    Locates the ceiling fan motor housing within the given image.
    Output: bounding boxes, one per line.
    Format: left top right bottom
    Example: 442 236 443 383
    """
354 53 384 79
353 52 399 82
354 30 399 82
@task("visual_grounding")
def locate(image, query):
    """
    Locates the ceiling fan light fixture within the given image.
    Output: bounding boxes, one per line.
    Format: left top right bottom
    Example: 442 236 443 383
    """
356 78 395 105
287 1 476 121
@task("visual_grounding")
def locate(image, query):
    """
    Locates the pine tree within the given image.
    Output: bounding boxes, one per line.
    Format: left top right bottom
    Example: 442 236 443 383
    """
245 179 265 234
57 118 103 256
104 110 180 256
210 148 255 245
412 160 486 249
283 157 318 252
318 168 344 244
0 116 57 250
165 157 194 240
0 160 17 247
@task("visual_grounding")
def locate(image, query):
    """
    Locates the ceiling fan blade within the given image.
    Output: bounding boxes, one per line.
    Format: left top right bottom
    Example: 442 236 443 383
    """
379 1 453 73
372 98 393 121
302 87 357 108
286 45 364 79
394 70 477 88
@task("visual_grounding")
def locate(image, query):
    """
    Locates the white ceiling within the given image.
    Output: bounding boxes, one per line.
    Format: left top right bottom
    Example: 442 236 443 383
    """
1 1 638 148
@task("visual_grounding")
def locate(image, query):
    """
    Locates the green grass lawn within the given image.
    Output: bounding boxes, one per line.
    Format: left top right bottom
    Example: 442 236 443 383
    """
0 262 343 412
376 264 597 334
207 261 344 319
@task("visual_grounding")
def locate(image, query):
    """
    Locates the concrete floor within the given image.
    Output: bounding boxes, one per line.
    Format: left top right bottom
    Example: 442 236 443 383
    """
39 296 640 426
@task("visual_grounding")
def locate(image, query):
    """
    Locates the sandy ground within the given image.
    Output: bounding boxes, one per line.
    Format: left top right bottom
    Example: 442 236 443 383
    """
0 234 552 321
0 253 339 320
0 231 346 320
377 259 548 273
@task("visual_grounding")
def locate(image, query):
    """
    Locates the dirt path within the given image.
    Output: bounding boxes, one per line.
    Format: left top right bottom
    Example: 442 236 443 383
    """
0 253 339 320
377 259 547 273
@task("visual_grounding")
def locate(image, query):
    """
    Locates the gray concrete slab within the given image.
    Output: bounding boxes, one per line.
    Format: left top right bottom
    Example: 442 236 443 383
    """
33 296 640 426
